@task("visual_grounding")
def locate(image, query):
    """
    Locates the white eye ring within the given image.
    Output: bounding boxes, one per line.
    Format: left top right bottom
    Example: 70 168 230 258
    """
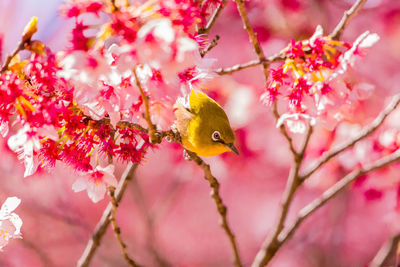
212 131 221 141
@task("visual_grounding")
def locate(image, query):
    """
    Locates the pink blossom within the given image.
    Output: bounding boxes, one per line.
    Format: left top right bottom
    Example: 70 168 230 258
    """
72 165 118 203
7 126 40 177
264 26 380 133
276 113 316 134
0 197 22 251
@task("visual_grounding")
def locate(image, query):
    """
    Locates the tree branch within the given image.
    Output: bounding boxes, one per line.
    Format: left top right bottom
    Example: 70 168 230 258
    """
370 234 400 267
232 0 296 159
216 0 367 77
277 149 400 253
133 68 161 144
301 94 400 181
0 39 26 73
186 150 243 267
232 0 269 80
251 126 312 267
330 0 368 40
108 186 140 267
214 53 286 76
200 35 220 57
0 16 38 73
272 102 298 157
232 0 371 265
198 0 227 35
77 163 138 267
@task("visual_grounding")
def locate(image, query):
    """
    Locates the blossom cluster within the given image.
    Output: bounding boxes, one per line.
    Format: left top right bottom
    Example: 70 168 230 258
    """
261 26 380 133
1 0 218 202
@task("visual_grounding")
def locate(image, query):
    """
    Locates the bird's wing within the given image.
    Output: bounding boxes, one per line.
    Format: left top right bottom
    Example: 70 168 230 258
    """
173 101 194 137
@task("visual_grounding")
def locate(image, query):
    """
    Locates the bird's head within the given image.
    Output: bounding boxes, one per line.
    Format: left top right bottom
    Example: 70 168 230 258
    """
196 113 239 157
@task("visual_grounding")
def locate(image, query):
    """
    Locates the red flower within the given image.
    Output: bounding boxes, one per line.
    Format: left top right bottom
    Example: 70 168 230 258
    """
286 39 305 58
269 68 288 84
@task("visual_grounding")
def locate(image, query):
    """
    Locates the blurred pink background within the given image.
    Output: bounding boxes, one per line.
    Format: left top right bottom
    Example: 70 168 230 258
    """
1 0 400 266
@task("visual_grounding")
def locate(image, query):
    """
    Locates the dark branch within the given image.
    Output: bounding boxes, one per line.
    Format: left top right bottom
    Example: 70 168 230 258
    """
133 68 161 144
186 150 243 267
77 163 138 267
200 35 220 57
108 186 140 267
251 126 312 267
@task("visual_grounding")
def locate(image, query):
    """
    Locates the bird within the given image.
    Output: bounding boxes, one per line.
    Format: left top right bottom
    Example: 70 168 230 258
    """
173 89 239 157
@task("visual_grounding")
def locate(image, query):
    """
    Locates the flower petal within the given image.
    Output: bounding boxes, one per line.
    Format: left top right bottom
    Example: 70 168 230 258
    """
87 181 106 203
72 177 88 192
0 197 21 217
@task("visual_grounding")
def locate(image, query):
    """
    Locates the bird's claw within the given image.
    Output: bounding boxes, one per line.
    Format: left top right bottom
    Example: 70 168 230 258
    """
183 149 192 161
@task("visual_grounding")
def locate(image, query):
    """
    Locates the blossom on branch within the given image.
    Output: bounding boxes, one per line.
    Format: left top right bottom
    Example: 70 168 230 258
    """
261 25 379 133
0 0 212 196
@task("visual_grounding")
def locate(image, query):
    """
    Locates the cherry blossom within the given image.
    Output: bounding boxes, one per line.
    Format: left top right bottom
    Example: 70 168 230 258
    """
262 26 380 133
7 125 41 177
72 164 118 203
0 197 22 251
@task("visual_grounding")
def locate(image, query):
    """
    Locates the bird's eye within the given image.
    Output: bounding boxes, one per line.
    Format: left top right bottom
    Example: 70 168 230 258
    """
212 131 221 141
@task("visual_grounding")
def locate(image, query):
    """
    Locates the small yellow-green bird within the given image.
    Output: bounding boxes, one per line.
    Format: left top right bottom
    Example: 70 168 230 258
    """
174 89 239 157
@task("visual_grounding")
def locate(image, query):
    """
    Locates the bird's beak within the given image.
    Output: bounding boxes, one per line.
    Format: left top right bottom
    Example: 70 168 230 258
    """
226 143 239 155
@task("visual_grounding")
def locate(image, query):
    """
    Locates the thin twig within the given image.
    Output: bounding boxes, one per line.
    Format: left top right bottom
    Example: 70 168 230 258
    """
200 35 220 57
1 17 37 73
232 0 269 79
89 116 148 134
198 0 227 35
251 126 313 267
232 0 296 158
235 0 371 265
301 94 400 181
0 39 26 73
186 150 243 267
370 234 400 267
108 186 140 267
277 149 400 252
214 53 286 75
330 0 368 40
231 1 307 265
299 126 313 159
77 163 138 267
133 68 161 144
272 102 298 158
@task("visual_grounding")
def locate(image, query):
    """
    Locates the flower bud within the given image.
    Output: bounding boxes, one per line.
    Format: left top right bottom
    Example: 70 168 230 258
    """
22 16 38 42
